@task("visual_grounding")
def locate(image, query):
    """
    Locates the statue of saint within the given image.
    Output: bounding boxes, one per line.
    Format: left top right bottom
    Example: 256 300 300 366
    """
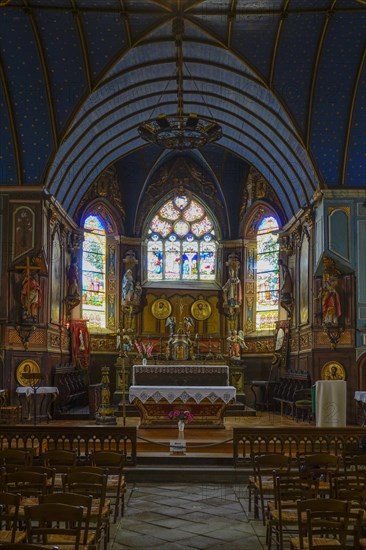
184 316 194 336
223 253 242 308
227 329 247 358
165 316 177 336
21 274 42 320
319 275 341 326
67 256 80 298
122 269 135 302
278 259 293 317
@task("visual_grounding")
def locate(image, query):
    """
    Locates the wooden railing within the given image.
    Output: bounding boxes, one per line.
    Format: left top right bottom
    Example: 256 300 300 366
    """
0 425 137 465
233 426 366 467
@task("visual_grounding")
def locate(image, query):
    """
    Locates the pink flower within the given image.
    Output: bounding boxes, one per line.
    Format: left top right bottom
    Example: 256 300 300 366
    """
168 409 193 423
135 340 154 359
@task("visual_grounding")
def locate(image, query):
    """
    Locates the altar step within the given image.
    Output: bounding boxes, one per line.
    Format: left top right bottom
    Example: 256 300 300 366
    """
125 463 248 483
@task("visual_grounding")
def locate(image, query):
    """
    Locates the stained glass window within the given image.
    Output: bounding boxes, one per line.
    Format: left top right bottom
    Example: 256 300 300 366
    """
146 192 217 281
82 215 106 328
256 216 279 330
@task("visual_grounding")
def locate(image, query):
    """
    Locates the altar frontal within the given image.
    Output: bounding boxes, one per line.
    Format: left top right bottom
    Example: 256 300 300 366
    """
129 364 236 428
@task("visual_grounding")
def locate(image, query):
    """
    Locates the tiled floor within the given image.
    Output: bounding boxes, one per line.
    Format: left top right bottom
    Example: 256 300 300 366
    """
110 482 267 549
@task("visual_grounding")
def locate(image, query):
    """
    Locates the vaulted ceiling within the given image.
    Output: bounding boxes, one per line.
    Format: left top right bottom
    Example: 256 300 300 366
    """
1 0 365 232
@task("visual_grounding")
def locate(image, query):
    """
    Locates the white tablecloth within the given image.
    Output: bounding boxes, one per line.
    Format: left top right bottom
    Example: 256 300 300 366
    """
129 385 236 404
316 380 346 427
16 386 59 398
355 391 366 403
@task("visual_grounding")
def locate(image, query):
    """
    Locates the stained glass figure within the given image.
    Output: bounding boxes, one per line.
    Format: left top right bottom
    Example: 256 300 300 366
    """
165 242 180 279
256 216 279 330
147 241 163 280
82 215 106 328
199 242 216 279
182 241 198 279
146 192 217 282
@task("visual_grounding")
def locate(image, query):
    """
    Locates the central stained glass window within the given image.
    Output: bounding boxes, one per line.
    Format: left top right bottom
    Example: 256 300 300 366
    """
147 192 217 281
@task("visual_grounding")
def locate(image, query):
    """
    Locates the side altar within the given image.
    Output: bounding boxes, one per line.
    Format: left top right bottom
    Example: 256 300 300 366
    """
129 364 236 429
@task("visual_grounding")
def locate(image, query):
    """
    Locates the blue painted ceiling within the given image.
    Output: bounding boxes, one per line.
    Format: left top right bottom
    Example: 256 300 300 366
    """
0 0 365 231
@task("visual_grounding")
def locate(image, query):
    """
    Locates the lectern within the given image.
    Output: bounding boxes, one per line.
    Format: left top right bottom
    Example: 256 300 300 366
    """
21 372 45 425
315 380 347 427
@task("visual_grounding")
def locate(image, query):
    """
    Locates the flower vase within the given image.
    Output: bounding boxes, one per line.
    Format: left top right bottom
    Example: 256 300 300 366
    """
178 419 185 433
142 358 147 366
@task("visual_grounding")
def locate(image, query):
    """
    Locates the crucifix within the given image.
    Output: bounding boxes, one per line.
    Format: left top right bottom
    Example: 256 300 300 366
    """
15 256 41 319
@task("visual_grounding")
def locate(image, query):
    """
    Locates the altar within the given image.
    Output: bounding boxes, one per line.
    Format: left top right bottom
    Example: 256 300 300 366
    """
129 364 236 428
129 385 236 428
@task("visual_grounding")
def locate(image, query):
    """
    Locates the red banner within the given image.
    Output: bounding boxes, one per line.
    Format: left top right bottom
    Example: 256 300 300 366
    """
70 319 90 369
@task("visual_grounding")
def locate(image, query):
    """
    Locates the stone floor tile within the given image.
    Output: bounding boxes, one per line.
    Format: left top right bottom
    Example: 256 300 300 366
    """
110 481 271 549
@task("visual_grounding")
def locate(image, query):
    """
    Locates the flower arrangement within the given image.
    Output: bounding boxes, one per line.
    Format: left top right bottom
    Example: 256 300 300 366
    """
168 409 194 424
134 340 154 359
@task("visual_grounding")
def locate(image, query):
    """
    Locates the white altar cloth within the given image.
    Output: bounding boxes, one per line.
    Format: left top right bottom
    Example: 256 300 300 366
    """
16 386 59 398
355 391 366 403
129 385 236 404
316 380 346 428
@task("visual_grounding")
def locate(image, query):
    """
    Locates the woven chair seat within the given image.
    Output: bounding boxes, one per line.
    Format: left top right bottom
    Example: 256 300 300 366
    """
0 531 27 544
270 508 298 522
290 535 342 548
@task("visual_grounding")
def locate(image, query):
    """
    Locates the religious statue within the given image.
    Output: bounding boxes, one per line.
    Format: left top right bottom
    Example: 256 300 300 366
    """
122 269 135 302
166 316 177 336
79 329 85 351
318 275 341 326
21 274 42 321
278 259 293 317
226 329 247 358
317 257 342 326
184 316 194 336
65 256 81 312
133 281 142 304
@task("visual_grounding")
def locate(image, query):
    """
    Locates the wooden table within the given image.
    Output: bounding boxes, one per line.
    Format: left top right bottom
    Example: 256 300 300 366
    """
16 386 59 423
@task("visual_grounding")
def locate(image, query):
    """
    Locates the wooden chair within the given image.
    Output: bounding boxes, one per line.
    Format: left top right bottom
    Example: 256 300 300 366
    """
0 491 27 545
90 450 126 521
22 465 56 493
3 470 49 517
25 502 84 550
40 492 95 549
0 449 33 472
298 452 340 496
290 498 353 549
250 453 291 523
41 449 77 490
267 471 318 550
62 470 109 550
294 388 313 422
331 471 366 504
